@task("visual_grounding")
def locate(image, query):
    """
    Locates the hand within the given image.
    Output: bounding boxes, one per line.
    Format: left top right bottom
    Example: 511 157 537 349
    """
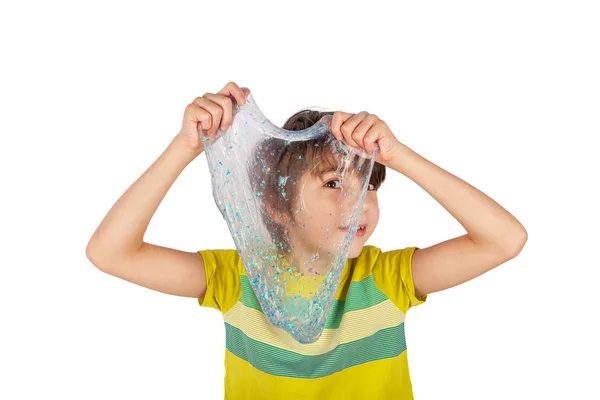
329 111 402 166
173 81 251 156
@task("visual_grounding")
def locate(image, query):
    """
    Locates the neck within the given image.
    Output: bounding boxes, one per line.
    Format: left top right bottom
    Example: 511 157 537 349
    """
283 243 334 276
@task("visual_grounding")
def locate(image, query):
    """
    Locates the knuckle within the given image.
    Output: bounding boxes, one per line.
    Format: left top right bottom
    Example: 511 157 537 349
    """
211 93 226 106
331 113 340 126
220 94 232 107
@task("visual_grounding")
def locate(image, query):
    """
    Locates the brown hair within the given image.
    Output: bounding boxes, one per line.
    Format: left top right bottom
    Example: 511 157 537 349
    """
249 109 386 254
280 109 386 185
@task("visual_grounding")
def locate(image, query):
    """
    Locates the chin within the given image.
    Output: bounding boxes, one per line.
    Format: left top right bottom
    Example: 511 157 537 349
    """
348 243 365 259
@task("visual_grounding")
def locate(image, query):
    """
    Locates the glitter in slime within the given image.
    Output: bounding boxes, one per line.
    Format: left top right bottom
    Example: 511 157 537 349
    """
201 92 378 344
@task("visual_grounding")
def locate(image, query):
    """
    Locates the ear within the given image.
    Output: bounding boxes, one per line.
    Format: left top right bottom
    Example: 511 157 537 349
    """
263 198 288 226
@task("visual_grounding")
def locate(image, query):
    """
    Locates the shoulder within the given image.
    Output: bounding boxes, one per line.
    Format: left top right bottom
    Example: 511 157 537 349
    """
198 248 242 272
343 245 385 281
197 248 245 286
350 245 416 273
197 248 244 313
357 245 425 313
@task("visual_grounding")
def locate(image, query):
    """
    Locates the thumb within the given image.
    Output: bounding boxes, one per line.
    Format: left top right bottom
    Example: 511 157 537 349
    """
241 87 251 98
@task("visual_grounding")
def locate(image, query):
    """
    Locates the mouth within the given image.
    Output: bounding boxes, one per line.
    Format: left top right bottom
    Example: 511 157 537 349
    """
339 224 367 232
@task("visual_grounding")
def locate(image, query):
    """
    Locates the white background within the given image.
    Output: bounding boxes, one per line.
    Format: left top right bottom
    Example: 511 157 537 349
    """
1 0 598 399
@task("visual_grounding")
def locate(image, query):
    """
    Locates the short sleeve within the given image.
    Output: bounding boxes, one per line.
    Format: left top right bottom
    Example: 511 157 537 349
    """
197 249 242 314
372 246 427 314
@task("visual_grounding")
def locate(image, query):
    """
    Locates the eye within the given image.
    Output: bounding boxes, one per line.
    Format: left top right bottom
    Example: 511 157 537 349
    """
324 179 342 189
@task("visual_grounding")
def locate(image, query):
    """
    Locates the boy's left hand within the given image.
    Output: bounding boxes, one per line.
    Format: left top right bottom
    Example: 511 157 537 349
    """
329 111 403 165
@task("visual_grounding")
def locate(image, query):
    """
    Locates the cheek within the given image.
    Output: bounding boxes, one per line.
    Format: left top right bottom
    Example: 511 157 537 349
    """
316 194 345 225
312 186 339 203
368 209 380 232
371 204 380 220
301 186 337 214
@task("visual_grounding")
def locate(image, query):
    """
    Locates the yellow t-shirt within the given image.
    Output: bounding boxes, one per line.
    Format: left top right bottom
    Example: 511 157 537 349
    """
197 245 427 400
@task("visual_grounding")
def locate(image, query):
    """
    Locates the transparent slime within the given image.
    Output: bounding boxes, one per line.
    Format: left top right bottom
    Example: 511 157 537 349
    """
202 92 378 344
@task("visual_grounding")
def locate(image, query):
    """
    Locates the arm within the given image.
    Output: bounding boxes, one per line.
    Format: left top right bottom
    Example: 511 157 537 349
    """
328 111 527 299
85 82 249 298
387 143 528 298
85 137 209 298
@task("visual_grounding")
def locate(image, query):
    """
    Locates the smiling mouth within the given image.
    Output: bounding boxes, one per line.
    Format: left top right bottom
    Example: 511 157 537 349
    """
339 224 367 231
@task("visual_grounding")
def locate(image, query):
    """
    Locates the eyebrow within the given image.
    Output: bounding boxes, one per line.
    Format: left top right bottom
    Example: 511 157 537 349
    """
315 166 341 180
318 166 337 174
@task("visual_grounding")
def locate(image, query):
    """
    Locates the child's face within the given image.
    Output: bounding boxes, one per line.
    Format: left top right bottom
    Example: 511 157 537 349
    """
285 168 380 268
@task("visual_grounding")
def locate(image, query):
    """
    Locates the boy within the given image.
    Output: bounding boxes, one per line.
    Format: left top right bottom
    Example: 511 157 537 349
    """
86 81 527 399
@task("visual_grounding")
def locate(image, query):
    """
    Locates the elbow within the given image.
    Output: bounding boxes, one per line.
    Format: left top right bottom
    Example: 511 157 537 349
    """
502 226 528 259
86 240 113 272
86 239 140 273
85 241 103 269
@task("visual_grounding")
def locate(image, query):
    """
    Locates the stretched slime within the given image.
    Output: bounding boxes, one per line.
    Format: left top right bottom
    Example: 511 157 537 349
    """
202 92 378 344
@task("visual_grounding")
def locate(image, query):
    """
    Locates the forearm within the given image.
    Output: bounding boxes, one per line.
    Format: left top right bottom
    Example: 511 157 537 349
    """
86 137 201 262
387 143 527 254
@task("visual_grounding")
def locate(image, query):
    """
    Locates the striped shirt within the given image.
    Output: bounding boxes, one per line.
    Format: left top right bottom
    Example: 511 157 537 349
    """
197 245 427 399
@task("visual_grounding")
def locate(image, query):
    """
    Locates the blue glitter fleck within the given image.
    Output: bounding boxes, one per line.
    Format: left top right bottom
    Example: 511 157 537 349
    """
278 176 289 186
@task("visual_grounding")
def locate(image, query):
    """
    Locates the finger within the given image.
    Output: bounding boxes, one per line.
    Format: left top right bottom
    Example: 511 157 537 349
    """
351 114 378 152
192 96 223 135
203 93 233 130
184 103 211 135
330 112 353 141
241 87 251 98
364 122 384 155
218 81 247 106
341 111 369 148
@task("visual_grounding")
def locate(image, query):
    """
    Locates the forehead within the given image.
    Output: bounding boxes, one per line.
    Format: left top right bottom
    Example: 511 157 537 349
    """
309 158 341 177
313 150 363 171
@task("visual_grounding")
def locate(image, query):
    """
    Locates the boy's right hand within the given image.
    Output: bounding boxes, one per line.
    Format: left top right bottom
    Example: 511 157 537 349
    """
174 81 250 156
